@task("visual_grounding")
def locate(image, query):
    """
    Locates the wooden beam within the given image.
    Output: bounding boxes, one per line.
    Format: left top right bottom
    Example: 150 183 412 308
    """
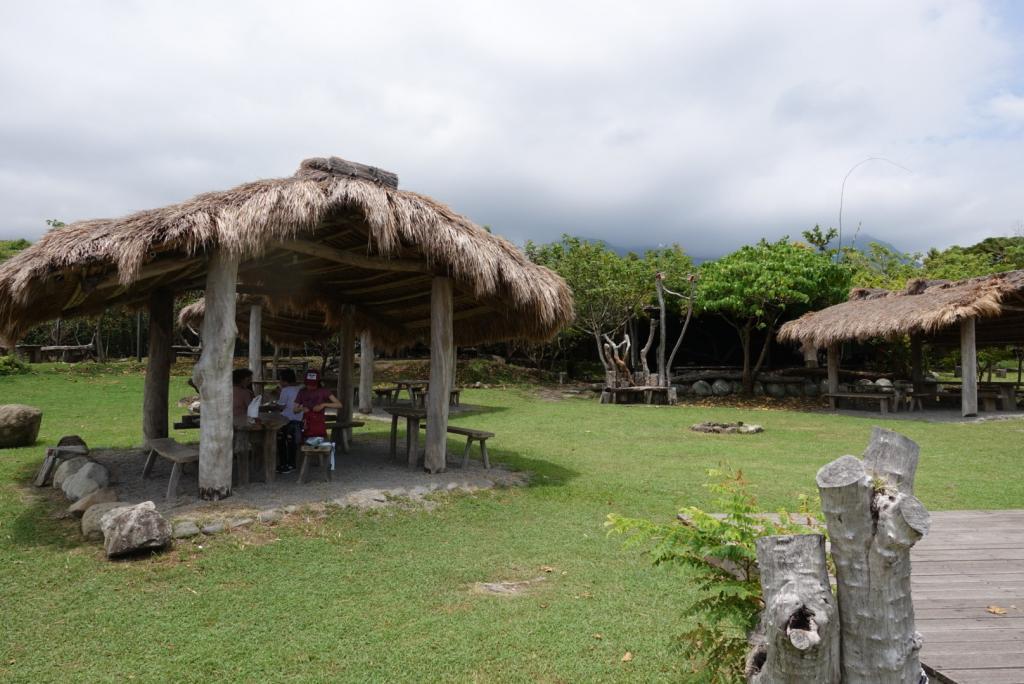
195 249 239 500
961 317 978 417
248 304 263 384
142 289 174 445
425 277 453 473
278 240 429 274
910 335 924 394
358 331 374 413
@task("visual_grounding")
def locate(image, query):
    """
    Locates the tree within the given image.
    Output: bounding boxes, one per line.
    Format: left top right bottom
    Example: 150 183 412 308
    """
0 239 31 262
699 238 850 394
801 225 839 255
526 235 649 373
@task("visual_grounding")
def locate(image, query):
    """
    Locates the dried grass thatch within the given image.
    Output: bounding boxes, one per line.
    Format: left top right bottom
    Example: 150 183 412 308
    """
778 270 1024 348
0 157 573 346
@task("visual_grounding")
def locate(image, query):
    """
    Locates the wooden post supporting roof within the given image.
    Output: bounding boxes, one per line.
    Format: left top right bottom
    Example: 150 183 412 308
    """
827 344 840 395
960 317 978 417
339 316 355 430
910 334 924 395
142 288 173 445
195 250 239 500
248 303 262 385
358 331 374 414
425 277 453 473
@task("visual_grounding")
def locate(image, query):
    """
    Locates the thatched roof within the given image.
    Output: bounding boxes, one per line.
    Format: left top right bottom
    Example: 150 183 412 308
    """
778 270 1024 348
0 156 573 346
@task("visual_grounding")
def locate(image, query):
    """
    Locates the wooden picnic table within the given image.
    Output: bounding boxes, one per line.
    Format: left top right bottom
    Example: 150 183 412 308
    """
233 413 289 485
384 406 427 468
394 379 428 402
933 379 1018 410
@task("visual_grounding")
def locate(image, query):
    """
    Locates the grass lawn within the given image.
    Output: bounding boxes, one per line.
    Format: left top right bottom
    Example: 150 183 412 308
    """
1 364 1022 682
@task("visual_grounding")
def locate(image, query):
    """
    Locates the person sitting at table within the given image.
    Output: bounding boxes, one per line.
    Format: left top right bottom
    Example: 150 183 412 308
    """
275 369 302 473
293 369 342 440
232 368 255 422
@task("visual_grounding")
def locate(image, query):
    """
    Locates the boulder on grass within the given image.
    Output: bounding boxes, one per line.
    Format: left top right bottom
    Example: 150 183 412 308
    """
803 381 820 397
766 383 787 399
67 488 118 517
691 380 713 396
0 404 43 448
785 383 803 397
52 457 90 489
82 502 129 541
711 379 732 396
62 462 110 501
101 501 171 558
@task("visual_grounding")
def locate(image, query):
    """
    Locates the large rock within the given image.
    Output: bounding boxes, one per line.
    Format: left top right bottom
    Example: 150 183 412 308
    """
100 501 171 558
691 380 713 396
875 378 894 392
785 383 803 397
803 381 820 397
0 404 43 448
711 379 732 396
752 381 765 396
67 488 118 517
82 502 129 541
766 383 787 399
52 457 90 489
62 462 110 501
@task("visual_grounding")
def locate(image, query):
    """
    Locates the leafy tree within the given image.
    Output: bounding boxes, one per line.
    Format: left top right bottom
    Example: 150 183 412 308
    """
801 225 839 255
699 238 850 393
0 239 31 261
526 235 649 372
840 242 920 290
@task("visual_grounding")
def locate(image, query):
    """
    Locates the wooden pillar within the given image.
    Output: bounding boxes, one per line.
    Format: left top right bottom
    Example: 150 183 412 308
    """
910 334 924 394
450 344 457 388
425 277 453 473
339 315 355 426
142 288 174 445
800 340 818 368
194 249 239 500
960 317 977 417
248 303 262 385
358 330 374 413
827 343 840 394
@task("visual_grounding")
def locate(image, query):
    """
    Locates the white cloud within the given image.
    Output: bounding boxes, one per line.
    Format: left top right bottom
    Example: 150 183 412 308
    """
0 0 1021 255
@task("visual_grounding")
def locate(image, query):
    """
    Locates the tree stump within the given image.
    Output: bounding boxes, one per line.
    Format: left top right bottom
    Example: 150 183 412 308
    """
747 534 839 683
816 427 930 684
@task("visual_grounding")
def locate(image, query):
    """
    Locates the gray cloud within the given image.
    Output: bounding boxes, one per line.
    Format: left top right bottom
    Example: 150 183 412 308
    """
0 0 1022 256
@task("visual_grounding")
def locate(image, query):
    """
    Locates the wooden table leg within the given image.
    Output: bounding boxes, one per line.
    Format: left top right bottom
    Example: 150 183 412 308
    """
389 414 399 458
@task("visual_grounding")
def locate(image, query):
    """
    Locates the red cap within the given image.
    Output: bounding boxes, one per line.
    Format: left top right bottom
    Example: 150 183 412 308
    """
304 370 320 386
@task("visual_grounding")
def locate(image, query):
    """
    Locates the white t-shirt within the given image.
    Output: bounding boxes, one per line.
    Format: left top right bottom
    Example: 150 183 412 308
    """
277 385 302 421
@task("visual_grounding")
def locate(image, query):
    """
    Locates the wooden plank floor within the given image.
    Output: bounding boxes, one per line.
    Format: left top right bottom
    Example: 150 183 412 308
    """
914 510 1024 684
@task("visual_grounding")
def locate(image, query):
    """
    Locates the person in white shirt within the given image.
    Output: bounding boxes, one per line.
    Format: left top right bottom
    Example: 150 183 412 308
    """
275 369 303 473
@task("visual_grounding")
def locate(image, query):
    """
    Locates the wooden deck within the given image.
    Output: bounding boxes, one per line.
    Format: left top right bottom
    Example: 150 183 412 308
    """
913 510 1024 683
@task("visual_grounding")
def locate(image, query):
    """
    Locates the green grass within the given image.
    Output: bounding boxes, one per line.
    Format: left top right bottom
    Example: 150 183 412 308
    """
1 364 1022 682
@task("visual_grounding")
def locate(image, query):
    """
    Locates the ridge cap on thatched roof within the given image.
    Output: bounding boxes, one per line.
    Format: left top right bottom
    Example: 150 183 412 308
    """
778 269 1024 348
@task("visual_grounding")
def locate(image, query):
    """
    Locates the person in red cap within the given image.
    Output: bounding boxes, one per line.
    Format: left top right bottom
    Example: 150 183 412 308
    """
292 369 342 441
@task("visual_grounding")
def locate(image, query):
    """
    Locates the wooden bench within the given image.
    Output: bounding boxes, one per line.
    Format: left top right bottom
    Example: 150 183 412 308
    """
934 389 1005 412
143 438 199 501
298 444 332 483
415 425 494 468
412 389 462 408
824 392 898 414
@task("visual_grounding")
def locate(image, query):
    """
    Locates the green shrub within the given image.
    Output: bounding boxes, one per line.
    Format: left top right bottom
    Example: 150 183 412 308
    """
607 469 819 684
0 355 30 376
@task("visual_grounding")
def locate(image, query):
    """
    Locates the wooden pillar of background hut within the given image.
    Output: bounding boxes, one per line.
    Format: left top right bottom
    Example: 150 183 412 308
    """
450 344 457 388
910 334 924 394
194 250 239 501
827 343 840 395
142 288 174 445
339 315 355 432
358 330 374 413
426 277 453 473
960 317 977 417
248 303 262 384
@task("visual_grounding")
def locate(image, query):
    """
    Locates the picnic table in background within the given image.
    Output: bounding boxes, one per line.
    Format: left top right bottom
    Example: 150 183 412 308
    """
394 380 428 402
233 413 289 485
384 406 427 468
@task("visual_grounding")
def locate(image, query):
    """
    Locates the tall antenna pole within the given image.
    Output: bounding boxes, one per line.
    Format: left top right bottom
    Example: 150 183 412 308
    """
837 156 912 262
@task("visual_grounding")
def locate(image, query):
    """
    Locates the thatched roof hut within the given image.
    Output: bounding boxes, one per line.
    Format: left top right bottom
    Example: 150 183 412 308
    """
778 270 1024 349
1 156 573 495
178 296 336 346
778 269 1024 418
0 156 573 346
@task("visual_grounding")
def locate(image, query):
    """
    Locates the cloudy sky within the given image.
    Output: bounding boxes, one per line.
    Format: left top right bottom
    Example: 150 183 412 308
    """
1 1 1022 256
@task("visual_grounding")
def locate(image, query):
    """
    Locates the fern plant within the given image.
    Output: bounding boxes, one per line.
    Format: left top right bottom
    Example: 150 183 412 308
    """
607 468 820 684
